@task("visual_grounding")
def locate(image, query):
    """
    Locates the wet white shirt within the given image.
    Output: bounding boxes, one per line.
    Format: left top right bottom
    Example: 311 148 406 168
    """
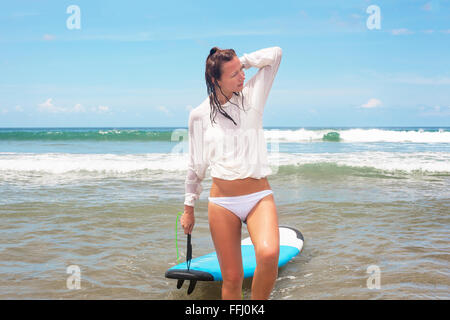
184 46 282 207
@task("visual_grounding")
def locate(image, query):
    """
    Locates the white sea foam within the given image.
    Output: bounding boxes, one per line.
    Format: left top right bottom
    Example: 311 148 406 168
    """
269 151 450 173
264 128 450 143
0 153 188 174
0 151 448 177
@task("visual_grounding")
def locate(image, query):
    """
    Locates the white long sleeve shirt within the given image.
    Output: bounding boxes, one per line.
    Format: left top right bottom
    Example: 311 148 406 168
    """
184 46 282 207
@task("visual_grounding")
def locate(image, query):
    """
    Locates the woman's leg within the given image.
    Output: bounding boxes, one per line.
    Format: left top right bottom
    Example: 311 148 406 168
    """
245 193 279 300
208 201 244 299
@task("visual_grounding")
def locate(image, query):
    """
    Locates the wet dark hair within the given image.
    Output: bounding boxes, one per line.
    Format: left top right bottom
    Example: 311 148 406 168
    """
205 46 246 126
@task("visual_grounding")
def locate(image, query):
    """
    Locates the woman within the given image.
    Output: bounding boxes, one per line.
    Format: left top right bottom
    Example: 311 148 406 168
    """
180 46 283 300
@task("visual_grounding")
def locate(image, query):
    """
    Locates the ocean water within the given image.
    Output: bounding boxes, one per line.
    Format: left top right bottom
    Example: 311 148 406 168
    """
0 127 449 299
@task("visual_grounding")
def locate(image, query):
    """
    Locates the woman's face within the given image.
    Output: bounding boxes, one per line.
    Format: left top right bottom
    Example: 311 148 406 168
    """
216 56 245 94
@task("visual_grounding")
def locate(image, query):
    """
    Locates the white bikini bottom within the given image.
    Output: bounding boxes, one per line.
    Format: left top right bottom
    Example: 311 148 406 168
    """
208 189 274 223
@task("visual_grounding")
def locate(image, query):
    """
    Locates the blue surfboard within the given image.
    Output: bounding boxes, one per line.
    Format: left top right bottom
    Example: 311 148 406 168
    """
165 226 304 294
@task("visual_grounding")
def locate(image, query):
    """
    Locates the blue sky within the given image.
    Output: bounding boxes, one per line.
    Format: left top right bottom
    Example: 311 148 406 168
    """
0 0 449 128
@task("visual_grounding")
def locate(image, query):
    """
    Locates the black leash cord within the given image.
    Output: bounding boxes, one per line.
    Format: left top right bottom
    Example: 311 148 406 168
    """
186 234 192 270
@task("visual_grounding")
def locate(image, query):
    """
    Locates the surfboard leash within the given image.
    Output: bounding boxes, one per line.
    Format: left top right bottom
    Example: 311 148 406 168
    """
185 234 197 294
174 211 197 295
186 233 192 271
175 211 193 267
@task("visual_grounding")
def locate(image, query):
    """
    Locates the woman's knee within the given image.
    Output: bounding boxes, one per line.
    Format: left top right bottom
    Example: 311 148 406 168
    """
222 270 244 287
256 246 279 266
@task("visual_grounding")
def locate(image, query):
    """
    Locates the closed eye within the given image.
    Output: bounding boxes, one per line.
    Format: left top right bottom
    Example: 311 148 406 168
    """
232 65 244 77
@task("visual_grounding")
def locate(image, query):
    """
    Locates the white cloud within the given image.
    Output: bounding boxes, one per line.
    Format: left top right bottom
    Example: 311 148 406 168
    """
73 103 86 113
14 105 24 112
90 105 110 113
360 98 382 109
38 98 66 113
38 99 109 114
97 105 110 113
156 105 171 115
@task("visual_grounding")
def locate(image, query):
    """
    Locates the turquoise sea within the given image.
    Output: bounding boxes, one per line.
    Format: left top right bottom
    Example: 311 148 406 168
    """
1 126 449 299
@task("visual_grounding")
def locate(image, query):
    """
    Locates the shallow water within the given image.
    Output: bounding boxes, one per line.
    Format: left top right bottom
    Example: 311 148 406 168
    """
1 174 448 299
1 127 449 299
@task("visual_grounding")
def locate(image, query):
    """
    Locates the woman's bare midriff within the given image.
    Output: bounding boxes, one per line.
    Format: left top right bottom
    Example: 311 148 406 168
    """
210 176 271 198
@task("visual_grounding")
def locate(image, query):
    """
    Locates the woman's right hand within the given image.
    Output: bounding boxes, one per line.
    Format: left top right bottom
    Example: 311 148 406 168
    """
180 205 195 235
